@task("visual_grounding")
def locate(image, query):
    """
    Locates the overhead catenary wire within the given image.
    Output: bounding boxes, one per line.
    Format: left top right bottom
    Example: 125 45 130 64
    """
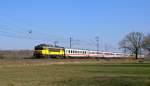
0 27 55 42
0 16 67 41
0 22 102 49
0 23 66 42
0 26 53 40
0 16 96 47
0 16 118 51
0 31 55 41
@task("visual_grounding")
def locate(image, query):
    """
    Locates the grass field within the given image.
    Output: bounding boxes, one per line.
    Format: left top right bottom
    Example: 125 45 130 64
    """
0 59 150 86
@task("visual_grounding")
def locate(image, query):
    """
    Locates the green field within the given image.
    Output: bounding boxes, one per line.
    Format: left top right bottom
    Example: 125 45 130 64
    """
0 59 150 86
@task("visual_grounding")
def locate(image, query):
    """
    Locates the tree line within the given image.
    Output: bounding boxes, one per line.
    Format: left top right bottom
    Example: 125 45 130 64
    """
119 32 150 59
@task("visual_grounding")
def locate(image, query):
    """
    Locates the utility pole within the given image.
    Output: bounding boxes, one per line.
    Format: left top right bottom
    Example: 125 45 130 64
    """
95 36 99 54
69 37 72 48
104 44 108 51
95 36 100 60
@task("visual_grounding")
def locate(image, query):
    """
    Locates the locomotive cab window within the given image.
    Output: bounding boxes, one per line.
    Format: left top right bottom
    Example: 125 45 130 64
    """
35 47 43 50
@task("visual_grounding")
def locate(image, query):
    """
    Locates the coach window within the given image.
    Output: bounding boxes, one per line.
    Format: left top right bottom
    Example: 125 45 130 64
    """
69 50 70 53
70 50 71 53
70 50 72 53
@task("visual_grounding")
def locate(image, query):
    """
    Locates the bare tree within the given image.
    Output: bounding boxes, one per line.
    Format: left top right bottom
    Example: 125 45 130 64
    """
119 32 144 59
143 34 150 56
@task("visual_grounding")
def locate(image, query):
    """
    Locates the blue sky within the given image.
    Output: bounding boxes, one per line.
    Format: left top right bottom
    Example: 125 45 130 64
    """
0 0 149 51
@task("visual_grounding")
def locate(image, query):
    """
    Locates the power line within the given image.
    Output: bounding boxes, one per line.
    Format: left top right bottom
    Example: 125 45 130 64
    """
0 16 104 50
0 17 116 51
0 26 69 44
0 17 65 41
0 29 53 42
0 27 58 42
0 16 72 45
0 28 70 47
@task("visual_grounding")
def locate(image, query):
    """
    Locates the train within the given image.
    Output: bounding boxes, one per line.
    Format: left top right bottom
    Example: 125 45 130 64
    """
33 45 132 59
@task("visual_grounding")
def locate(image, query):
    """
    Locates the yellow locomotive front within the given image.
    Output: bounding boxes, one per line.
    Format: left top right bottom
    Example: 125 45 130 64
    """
34 45 65 58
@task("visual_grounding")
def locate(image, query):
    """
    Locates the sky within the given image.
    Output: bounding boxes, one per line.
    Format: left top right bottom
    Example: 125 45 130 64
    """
0 0 149 51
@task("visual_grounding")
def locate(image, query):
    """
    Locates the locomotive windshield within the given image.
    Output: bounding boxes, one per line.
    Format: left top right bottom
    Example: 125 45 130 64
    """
34 46 43 50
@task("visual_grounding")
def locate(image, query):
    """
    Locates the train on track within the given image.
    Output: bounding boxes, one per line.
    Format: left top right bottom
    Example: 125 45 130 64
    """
33 45 132 59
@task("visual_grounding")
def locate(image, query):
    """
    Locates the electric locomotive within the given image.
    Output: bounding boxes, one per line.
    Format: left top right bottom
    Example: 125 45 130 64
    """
34 45 65 58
